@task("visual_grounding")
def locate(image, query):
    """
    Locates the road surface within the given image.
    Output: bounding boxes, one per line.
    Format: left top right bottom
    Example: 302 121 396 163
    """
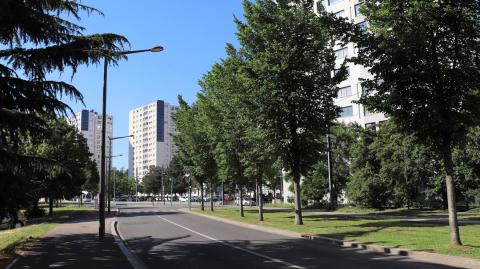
117 206 464 269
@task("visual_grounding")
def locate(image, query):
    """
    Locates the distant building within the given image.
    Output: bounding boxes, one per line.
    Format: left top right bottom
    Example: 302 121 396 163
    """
128 100 178 179
68 110 113 173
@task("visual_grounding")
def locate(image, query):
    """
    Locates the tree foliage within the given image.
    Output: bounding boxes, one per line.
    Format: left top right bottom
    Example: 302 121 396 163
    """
234 0 344 224
0 0 128 218
172 97 218 210
23 118 95 215
353 0 480 245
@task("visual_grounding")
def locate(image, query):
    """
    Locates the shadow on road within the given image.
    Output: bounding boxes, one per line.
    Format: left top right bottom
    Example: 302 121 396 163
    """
10 227 131 269
123 230 465 269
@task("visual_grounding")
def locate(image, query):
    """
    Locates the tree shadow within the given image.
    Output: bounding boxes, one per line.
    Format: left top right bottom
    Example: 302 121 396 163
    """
126 235 466 269
9 231 132 269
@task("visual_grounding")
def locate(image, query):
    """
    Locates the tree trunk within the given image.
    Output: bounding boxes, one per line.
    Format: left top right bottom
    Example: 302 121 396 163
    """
240 187 244 217
210 182 214 212
442 146 462 245
293 173 303 225
258 177 264 221
200 181 205 211
48 197 53 216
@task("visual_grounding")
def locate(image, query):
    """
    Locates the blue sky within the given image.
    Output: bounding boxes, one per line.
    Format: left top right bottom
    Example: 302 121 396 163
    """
63 1 244 170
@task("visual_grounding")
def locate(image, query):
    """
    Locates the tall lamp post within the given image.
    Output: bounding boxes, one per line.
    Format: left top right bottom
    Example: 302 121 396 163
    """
107 135 133 214
99 45 164 240
106 154 122 214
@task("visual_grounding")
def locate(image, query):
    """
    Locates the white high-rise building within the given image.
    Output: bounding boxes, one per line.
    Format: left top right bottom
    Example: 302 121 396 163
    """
316 0 386 128
128 100 178 179
68 110 113 173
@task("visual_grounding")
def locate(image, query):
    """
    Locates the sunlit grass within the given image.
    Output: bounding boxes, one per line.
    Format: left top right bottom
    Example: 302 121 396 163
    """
198 208 480 259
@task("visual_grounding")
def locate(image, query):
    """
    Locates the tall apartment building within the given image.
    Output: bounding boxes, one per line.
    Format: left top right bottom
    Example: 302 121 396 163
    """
128 100 178 179
316 0 386 128
68 110 113 173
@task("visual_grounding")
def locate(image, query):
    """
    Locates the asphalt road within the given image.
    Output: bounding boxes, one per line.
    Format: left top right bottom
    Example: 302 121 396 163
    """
117 206 465 269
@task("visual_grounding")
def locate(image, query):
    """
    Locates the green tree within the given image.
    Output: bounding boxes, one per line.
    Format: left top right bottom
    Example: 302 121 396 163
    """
453 127 480 207
303 123 359 207
166 155 189 195
24 118 94 215
372 121 437 209
235 0 344 224
347 127 389 209
199 44 278 219
355 0 480 245
112 169 136 197
143 166 165 196
173 97 218 211
0 0 128 218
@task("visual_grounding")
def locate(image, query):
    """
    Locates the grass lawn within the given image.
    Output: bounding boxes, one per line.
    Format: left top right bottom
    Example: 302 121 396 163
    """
0 204 92 255
198 208 480 259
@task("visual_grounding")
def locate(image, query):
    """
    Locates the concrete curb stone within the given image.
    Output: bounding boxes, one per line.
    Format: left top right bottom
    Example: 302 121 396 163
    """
179 208 480 269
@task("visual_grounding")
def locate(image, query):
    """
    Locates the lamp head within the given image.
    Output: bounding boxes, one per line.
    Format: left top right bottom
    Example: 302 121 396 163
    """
150 46 164 52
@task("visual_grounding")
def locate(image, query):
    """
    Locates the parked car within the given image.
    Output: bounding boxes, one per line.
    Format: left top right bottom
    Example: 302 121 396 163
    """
0 211 26 230
223 194 234 201
234 196 256 206
179 196 188 202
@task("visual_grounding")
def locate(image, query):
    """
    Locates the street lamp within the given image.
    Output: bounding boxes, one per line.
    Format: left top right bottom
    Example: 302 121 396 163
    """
99 46 163 240
106 153 123 214
107 135 133 214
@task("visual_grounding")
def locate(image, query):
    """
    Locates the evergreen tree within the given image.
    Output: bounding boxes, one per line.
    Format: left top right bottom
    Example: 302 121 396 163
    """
0 0 128 218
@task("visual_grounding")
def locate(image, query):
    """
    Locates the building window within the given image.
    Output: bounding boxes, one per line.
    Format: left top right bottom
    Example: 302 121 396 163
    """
333 10 345 18
328 0 343 6
334 66 350 78
334 47 348 60
337 86 352 98
354 3 362 17
339 106 353 118
365 122 376 130
357 21 368 30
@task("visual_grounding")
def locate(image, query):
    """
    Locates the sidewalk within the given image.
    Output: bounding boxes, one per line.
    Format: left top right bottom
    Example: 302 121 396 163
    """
8 212 132 269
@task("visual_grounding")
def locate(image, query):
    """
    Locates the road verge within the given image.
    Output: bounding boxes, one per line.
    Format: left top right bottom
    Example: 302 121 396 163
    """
180 208 480 269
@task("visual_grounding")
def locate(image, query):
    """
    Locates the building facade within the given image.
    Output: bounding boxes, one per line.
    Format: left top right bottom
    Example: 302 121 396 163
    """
316 0 387 128
128 100 178 179
69 110 113 173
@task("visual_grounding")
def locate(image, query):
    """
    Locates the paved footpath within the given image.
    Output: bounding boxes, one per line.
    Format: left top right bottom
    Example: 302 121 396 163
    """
9 213 132 269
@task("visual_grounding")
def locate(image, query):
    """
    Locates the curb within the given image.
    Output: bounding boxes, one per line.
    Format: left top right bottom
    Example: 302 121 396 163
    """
110 219 148 269
180 209 480 269
5 257 19 269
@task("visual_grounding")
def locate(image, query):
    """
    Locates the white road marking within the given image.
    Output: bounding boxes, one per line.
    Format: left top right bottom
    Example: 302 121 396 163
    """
157 216 306 269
